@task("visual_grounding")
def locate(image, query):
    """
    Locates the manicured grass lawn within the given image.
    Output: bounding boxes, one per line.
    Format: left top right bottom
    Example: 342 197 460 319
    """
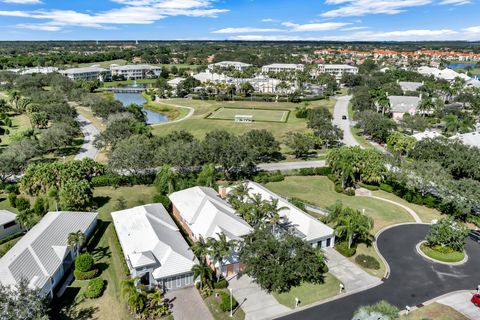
0 195 16 213
266 176 414 278
0 113 31 147
272 273 340 309
266 176 414 234
372 190 444 224
401 302 469 320
50 185 156 320
420 244 465 263
141 92 187 121
0 235 23 258
208 107 289 122
152 98 335 141
204 289 245 320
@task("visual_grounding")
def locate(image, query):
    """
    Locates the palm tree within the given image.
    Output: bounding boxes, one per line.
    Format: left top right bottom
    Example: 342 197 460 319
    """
191 261 213 289
226 182 251 210
67 230 85 256
418 97 435 116
146 289 164 307
335 210 374 249
264 198 287 234
443 114 462 135
8 90 20 112
190 236 209 263
0 98 10 113
207 233 235 280
121 277 146 314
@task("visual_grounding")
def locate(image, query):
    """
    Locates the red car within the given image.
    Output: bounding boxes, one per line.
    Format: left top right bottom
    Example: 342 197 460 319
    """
471 294 480 307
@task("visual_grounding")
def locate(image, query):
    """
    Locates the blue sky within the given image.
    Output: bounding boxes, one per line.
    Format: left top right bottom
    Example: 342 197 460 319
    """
0 0 479 41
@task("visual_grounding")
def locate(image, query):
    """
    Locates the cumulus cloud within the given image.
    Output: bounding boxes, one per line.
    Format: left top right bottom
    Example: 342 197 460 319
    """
322 0 431 17
281 21 351 31
1 0 41 3
0 0 228 31
439 0 470 4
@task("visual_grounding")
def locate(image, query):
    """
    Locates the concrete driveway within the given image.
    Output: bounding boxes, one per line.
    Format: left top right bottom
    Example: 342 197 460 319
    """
437 291 480 320
228 274 290 320
165 286 213 320
332 95 360 147
278 224 480 320
75 114 100 161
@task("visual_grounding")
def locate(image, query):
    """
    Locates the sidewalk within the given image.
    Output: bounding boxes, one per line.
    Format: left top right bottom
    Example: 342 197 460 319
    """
228 274 290 320
437 291 480 320
323 248 381 292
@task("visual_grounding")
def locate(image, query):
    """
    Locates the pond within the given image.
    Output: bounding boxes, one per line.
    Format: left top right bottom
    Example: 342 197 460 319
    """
447 63 478 69
113 92 168 125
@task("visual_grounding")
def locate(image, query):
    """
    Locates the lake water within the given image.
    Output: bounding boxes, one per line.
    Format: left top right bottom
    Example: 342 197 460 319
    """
113 92 168 125
447 63 477 69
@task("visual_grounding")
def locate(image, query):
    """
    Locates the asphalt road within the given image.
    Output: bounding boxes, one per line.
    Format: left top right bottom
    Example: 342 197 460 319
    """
75 114 100 161
277 224 480 320
332 95 360 147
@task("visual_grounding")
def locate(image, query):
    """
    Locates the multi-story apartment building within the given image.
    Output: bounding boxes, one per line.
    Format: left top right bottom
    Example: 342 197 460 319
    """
110 64 162 80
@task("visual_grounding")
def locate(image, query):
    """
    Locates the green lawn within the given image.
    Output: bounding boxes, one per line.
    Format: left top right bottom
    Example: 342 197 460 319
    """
204 289 245 320
141 92 188 121
401 302 469 320
420 244 465 263
265 176 414 278
152 98 335 140
0 235 23 258
347 102 372 149
65 59 128 69
50 185 156 320
208 107 289 123
272 273 340 309
0 113 32 147
372 190 444 224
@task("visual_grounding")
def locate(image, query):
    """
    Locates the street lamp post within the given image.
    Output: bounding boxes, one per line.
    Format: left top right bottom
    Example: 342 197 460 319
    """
229 288 233 317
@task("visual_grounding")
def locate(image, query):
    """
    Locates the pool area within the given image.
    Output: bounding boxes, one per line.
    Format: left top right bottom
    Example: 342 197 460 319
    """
113 92 168 124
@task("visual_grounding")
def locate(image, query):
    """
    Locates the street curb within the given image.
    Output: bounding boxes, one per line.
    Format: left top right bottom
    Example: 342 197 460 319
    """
399 289 476 315
415 241 468 266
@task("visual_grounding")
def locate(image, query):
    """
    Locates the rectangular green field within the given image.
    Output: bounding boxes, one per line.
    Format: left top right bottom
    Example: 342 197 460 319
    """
207 107 289 123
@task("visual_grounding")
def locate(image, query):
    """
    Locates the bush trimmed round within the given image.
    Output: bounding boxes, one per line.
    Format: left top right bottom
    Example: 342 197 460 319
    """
214 278 229 289
74 269 99 280
219 291 238 312
335 241 356 257
75 253 94 272
84 278 105 299
355 254 380 270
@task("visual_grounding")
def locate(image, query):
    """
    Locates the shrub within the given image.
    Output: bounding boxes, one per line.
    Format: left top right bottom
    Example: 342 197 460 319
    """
335 241 356 257
74 269 99 280
355 254 380 270
214 278 229 289
200 285 212 297
423 195 437 208
358 183 379 191
334 183 344 194
343 188 356 196
354 300 400 319
84 278 105 299
153 194 171 209
8 193 17 208
290 198 306 211
379 183 393 193
75 253 94 272
5 184 18 194
15 197 30 212
253 172 285 184
91 174 155 187
219 291 238 312
298 167 332 176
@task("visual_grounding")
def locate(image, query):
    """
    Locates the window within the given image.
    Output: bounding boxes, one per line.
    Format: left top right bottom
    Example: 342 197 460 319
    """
317 240 323 248
176 276 182 287
326 238 331 247
165 279 172 290
3 221 16 229
185 275 191 285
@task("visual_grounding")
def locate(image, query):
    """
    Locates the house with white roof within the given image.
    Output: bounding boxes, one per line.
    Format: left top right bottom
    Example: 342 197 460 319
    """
412 130 443 141
169 187 253 276
317 64 358 80
228 181 335 249
60 65 110 81
111 204 197 292
389 95 421 120
262 63 304 73
450 125 480 149
208 61 252 71
0 210 21 240
110 64 161 80
398 81 423 93
0 211 97 300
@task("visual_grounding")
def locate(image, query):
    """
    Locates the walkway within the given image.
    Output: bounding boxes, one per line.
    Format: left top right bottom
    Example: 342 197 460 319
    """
277 224 480 320
151 98 195 126
257 160 326 172
323 248 381 293
332 95 359 147
74 114 100 161
437 291 480 320
355 188 422 223
165 286 213 320
228 274 290 320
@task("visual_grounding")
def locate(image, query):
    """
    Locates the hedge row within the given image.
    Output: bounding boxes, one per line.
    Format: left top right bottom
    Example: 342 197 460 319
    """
335 241 356 257
297 167 332 176
91 174 155 187
0 232 24 246
253 171 285 184
74 269 99 280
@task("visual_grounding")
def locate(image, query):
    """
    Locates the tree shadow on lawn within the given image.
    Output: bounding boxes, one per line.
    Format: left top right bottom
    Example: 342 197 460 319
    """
50 287 99 320
86 219 110 251
92 196 111 210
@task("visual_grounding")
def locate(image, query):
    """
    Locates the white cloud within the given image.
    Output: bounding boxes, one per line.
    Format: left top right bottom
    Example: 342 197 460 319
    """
463 26 480 33
281 21 351 31
341 26 369 31
230 35 311 41
439 0 470 4
322 0 432 17
0 0 228 31
261 18 277 22
213 27 283 34
1 0 41 3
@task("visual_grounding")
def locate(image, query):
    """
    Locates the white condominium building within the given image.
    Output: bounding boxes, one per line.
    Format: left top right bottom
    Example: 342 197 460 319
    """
208 61 252 71
60 65 110 81
317 64 358 80
262 63 304 73
110 64 162 80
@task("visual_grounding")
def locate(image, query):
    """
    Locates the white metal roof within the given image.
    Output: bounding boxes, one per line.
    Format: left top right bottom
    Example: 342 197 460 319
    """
111 204 196 280
110 64 160 71
0 210 17 226
169 187 253 241
389 95 421 113
412 130 443 141
0 211 97 290
263 63 303 69
61 66 108 74
240 181 334 242
451 131 480 149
